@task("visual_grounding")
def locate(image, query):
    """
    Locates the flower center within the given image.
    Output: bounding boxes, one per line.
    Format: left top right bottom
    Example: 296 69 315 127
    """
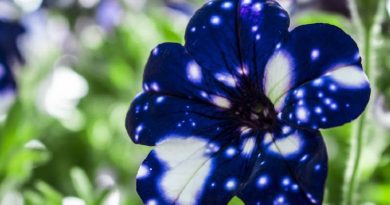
231 92 277 131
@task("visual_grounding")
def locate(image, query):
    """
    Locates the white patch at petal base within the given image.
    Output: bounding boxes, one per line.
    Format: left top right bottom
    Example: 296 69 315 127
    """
214 72 236 87
242 137 256 156
263 133 273 145
328 66 369 88
269 132 302 157
155 137 213 205
263 51 293 107
210 95 231 109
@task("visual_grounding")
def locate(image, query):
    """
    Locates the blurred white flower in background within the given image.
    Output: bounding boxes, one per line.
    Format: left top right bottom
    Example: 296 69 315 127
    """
22 12 70 60
37 66 88 129
387 0 390 17
0 190 23 205
0 1 19 19
103 189 120 205
96 168 116 189
374 95 390 128
62 196 86 205
24 139 46 150
95 168 121 205
78 0 100 8
124 0 147 11
13 0 43 13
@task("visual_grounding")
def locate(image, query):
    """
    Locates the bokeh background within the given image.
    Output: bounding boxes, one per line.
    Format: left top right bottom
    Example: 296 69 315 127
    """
0 0 389 204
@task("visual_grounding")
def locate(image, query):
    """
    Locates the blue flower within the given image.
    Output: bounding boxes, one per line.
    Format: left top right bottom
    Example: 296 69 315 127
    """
0 20 25 111
125 0 370 204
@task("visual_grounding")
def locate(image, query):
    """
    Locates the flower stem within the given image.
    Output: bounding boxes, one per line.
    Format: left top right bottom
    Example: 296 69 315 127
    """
343 28 372 205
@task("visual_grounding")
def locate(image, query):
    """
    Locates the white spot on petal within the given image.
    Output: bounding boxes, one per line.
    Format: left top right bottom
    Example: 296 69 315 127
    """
225 147 236 157
282 126 291 134
242 0 252 5
187 61 202 83
137 165 150 179
257 175 269 188
296 107 309 122
150 82 160 91
252 26 258 32
156 96 165 103
252 3 262 11
282 177 290 186
146 199 158 205
152 48 159 55
311 49 320 60
225 178 237 191
222 2 233 9
210 16 221 25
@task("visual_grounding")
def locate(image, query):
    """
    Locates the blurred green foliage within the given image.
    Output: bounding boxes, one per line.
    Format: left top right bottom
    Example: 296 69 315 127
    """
0 0 390 205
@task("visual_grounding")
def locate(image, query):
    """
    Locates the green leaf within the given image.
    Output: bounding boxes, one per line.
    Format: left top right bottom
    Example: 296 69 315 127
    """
35 181 62 205
70 167 94 203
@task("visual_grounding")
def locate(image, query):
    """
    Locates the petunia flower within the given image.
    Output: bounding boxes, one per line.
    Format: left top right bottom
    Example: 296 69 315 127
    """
0 19 25 114
125 0 370 204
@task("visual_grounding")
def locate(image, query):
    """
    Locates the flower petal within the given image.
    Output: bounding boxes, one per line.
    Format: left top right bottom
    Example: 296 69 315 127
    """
263 23 365 107
185 0 289 91
238 122 328 204
143 42 238 107
263 23 370 128
0 61 16 114
0 61 14 90
285 24 363 91
126 92 230 146
136 133 259 205
238 0 290 87
279 65 370 129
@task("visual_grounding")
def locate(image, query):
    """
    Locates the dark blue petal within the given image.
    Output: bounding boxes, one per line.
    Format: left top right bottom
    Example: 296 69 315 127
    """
0 61 15 91
238 0 289 88
136 131 260 204
238 122 328 204
143 42 238 107
0 20 26 65
126 92 230 146
0 61 16 113
279 67 370 129
274 24 370 129
184 0 289 92
285 24 361 89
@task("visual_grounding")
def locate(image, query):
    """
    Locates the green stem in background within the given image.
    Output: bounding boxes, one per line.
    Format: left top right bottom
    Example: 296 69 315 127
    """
343 28 372 205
